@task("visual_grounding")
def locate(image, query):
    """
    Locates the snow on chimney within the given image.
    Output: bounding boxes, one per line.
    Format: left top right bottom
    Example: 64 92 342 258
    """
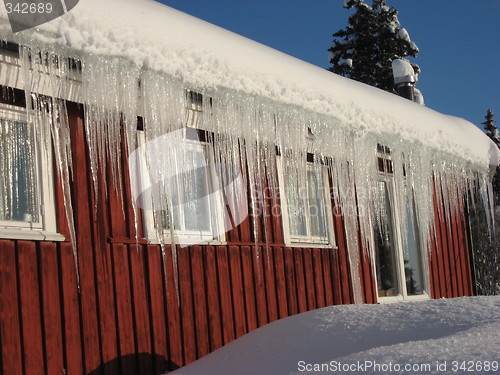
392 59 416 102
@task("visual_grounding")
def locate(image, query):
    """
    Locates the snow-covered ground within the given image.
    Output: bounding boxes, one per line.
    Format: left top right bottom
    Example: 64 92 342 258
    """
169 296 500 375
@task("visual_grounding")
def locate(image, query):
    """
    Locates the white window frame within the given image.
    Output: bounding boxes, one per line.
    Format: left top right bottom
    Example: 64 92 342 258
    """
374 160 430 303
0 103 63 241
277 157 336 248
137 130 226 245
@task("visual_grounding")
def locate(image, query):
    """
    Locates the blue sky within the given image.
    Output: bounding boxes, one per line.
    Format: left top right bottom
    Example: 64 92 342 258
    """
157 0 499 131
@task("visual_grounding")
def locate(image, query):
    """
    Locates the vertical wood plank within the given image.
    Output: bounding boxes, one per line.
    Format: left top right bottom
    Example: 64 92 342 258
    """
457 202 473 296
223 188 241 243
178 246 196 364
216 246 235 345
68 103 101 373
163 245 183 370
262 246 279 322
303 248 317 310
94 244 119 375
90 127 121 375
17 241 44 375
432 191 446 298
241 246 258 333
447 206 459 297
129 245 153 373
273 247 289 318
437 191 453 298
228 246 247 338
238 160 252 243
321 249 334 306
261 173 274 245
253 246 268 327
190 246 210 359
338 246 351 304
293 248 308 313
39 242 64 375
269 180 284 245
146 245 169 374
59 242 83 375
451 208 464 297
455 206 467 296
204 246 223 351
284 247 298 316
312 249 326 308
0 240 23 375
331 249 342 305
428 241 438 300
331 197 352 303
53 158 70 239
112 244 137 375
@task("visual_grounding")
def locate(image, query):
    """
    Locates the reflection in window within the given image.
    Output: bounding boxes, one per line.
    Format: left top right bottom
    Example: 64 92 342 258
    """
404 198 425 295
374 181 399 297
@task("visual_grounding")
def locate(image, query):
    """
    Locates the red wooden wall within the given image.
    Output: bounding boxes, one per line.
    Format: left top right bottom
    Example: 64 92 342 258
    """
428 183 474 299
0 101 354 375
0 91 474 375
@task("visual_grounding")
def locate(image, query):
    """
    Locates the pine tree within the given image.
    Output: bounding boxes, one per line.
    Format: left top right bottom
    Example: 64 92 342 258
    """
328 0 420 92
482 109 500 206
470 109 500 296
482 109 500 148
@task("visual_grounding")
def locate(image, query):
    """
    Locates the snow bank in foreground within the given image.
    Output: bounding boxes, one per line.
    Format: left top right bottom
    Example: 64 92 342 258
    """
169 296 500 375
0 0 497 167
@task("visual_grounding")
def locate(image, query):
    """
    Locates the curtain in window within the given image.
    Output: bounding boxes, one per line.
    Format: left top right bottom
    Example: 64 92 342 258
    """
285 166 327 239
162 147 211 233
0 118 38 223
307 170 327 238
285 169 307 236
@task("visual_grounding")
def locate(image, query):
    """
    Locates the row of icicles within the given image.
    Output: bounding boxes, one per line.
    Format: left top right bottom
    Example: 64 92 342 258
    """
11 44 495 301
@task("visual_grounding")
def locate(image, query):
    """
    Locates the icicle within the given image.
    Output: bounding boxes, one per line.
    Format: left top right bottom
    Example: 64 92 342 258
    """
19 46 80 288
4 39 496 305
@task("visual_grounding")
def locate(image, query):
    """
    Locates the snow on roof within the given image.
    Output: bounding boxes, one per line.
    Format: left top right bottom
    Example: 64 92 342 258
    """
167 296 500 375
0 0 498 168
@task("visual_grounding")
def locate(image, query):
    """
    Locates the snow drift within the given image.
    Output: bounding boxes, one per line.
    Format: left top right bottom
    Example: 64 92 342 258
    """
168 296 500 375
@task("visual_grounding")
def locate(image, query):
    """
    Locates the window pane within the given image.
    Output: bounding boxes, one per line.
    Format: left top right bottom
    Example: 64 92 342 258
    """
162 148 211 233
285 170 307 236
183 149 210 231
0 118 39 222
307 170 327 238
374 181 399 297
161 173 181 230
404 199 425 295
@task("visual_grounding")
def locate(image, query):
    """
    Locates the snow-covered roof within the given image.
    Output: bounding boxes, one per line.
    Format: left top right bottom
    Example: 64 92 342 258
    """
0 0 498 168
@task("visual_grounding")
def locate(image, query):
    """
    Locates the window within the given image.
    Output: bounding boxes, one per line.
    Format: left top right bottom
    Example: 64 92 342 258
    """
136 91 224 245
137 128 225 245
186 90 203 128
373 146 427 301
0 103 62 240
278 158 335 247
159 141 215 235
403 197 426 296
